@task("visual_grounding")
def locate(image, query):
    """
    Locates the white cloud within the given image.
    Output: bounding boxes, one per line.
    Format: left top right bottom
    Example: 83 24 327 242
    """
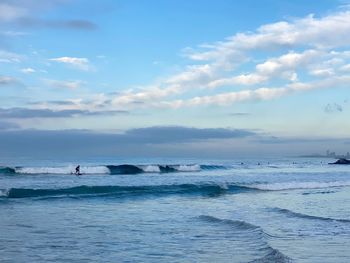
21 68 36 74
187 11 350 60
160 76 350 108
340 64 350 72
208 74 267 88
0 50 23 63
309 68 334 77
46 79 83 89
49 57 92 71
36 9 350 113
0 76 18 86
207 49 320 89
0 3 27 22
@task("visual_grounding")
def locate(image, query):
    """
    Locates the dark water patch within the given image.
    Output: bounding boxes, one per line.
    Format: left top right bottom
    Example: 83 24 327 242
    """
1 183 254 199
249 248 293 263
302 190 336 195
158 165 176 173
270 207 350 223
200 165 228 170
0 167 16 175
15 223 34 229
106 165 143 174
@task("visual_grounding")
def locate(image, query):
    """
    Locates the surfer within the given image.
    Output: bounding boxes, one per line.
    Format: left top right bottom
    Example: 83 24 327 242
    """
75 165 81 175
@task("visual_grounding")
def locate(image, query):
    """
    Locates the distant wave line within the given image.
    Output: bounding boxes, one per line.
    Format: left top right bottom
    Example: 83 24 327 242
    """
0 164 228 175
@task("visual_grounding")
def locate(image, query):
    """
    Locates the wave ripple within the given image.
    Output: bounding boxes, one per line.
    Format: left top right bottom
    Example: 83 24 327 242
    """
271 207 350 223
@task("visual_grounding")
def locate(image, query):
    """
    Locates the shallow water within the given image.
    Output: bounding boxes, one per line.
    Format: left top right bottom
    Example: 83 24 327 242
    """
1 157 350 262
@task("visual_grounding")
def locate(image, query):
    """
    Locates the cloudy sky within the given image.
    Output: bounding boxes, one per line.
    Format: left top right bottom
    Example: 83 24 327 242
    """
1 0 350 158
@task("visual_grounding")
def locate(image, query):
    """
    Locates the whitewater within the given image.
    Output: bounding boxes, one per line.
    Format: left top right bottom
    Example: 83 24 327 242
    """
1 157 350 262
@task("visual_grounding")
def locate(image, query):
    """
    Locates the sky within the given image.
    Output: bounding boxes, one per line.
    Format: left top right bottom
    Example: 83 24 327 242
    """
1 0 350 158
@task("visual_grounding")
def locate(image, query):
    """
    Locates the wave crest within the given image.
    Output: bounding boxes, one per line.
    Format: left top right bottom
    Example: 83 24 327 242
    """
271 207 350 223
0 183 252 199
198 215 260 231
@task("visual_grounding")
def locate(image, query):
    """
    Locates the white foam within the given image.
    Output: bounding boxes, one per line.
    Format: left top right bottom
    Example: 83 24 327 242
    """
15 166 110 175
251 181 350 191
217 182 229 190
0 189 9 197
176 164 201 172
142 165 161 173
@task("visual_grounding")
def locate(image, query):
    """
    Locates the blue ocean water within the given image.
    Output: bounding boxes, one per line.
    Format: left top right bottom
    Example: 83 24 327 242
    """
1 157 350 262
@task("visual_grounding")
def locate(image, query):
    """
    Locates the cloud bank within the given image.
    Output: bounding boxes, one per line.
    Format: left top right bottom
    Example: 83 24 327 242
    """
96 10 350 111
0 126 257 157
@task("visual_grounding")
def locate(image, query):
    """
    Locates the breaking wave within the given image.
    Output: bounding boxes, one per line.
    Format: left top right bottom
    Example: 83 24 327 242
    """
0 183 253 199
0 164 224 175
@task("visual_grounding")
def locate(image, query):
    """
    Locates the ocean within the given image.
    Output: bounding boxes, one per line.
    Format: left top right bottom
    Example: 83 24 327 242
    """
1 157 350 262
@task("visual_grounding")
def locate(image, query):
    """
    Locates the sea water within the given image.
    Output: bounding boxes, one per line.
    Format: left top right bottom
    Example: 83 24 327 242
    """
1 157 350 262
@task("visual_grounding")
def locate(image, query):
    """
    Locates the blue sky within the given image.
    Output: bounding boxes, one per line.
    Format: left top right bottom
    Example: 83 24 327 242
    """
1 0 350 157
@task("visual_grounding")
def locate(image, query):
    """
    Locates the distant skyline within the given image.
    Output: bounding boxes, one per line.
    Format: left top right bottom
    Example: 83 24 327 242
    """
1 0 350 158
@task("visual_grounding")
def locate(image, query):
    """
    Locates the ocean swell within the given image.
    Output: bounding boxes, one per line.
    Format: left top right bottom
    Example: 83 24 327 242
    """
0 183 252 199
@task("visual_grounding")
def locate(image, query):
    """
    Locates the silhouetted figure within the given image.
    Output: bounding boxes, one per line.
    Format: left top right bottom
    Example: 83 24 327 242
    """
75 165 81 175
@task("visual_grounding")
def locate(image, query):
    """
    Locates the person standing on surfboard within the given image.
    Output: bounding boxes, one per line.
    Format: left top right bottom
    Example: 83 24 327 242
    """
75 165 81 175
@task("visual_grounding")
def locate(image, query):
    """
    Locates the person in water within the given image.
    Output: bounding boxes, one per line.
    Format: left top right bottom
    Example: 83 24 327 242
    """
75 165 80 175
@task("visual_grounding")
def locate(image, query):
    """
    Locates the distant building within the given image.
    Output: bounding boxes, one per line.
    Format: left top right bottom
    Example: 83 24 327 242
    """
326 150 336 157
326 150 350 159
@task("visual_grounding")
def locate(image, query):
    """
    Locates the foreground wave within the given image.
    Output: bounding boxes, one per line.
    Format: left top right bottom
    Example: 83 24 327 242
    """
0 183 253 199
198 215 293 263
0 164 227 175
2 180 350 199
